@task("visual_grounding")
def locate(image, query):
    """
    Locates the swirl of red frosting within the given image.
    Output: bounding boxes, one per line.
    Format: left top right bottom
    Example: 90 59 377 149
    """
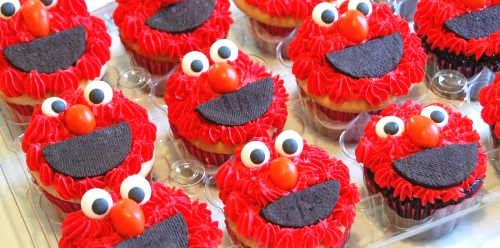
21 88 156 200
414 0 500 60
164 49 289 146
113 0 233 59
216 136 360 247
59 182 222 247
289 2 427 107
242 0 326 20
355 100 487 205
479 73 500 136
0 0 111 101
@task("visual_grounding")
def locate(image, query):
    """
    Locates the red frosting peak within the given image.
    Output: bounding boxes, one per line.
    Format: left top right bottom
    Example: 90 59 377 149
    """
479 73 500 137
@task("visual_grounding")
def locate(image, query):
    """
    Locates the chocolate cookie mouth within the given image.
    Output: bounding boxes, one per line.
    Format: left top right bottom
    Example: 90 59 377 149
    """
444 5 500 40
115 213 188 248
325 32 403 78
145 0 215 34
42 122 132 179
3 25 86 74
259 180 340 228
392 143 478 189
195 77 274 126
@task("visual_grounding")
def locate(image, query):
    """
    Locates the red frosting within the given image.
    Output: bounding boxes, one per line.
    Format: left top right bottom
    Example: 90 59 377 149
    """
164 49 289 146
59 182 222 247
355 100 487 205
289 2 427 107
479 72 500 138
414 0 500 60
216 136 360 248
113 0 233 59
0 0 111 100
21 88 156 200
242 0 326 19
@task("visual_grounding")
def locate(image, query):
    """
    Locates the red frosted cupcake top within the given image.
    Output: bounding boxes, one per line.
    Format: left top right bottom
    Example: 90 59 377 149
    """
414 0 500 60
289 1 426 107
355 100 487 205
216 131 360 248
479 72 500 137
0 0 111 100
113 0 233 59
21 82 156 200
242 0 326 19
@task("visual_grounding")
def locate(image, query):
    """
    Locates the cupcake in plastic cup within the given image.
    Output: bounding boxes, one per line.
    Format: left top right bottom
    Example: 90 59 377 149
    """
247 17 297 55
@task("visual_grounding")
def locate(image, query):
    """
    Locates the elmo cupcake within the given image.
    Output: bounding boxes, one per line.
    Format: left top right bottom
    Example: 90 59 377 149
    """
216 130 360 248
479 72 500 147
21 81 156 220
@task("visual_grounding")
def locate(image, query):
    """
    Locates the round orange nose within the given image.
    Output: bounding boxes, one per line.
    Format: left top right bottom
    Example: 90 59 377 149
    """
337 10 369 44
21 0 50 38
269 157 298 191
207 62 239 94
406 115 440 149
110 198 145 238
461 0 486 10
64 104 96 135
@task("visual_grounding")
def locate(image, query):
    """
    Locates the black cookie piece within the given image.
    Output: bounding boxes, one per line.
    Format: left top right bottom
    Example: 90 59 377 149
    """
145 0 215 34
392 143 478 189
3 25 86 74
444 5 500 40
259 180 340 228
325 32 403 78
115 213 188 248
195 77 274 126
42 122 132 179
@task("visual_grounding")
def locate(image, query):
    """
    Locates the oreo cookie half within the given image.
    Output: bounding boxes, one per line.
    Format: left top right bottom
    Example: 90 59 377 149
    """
325 32 403 78
42 122 132 179
391 143 478 189
145 0 216 34
444 5 500 40
259 180 340 228
3 25 86 74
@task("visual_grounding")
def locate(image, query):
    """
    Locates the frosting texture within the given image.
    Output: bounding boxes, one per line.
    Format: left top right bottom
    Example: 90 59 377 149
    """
479 72 500 137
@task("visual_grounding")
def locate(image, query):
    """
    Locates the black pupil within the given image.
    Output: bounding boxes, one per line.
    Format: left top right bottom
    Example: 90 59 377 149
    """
430 111 445 123
128 187 145 204
1 3 15 17
51 100 65 113
321 9 336 24
191 60 204 73
250 149 265 164
218 46 231 59
41 0 53 6
92 198 109 215
383 122 399 135
89 88 105 104
357 2 370 16
282 139 298 155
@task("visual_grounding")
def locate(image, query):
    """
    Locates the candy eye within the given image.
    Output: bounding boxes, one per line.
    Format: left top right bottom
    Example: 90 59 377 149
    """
83 81 113 106
120 175 151 206
0 0 20 20
182 51 209 77
348 0 373 16
210 39 238 63
312 2 338 27
81 188 113 219
274 130 303 158
40 0 57 9
41 97 67 117
375 116 405 138
241 141 270 168
420 106 449 127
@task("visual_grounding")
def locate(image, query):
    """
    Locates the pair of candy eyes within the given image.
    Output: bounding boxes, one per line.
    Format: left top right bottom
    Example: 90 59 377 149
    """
182 39 238 77
0 0 57 20
41 81 113 117
312 0 372 27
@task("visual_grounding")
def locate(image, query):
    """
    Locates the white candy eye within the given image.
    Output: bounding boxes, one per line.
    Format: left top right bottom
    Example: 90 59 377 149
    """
0 0 20 20
84 81 113 106
312 2 339 27
421 106 449 127
375 116 405 138
41 97 67 117
274 130 303 158
120 175 151 206
81 188 113 219
40 0 58 9
241 141 270 168
182 51 209 77
348 0 373 16
210 39 238 63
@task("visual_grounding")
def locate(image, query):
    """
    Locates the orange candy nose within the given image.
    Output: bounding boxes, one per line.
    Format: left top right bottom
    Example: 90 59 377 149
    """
64 105 96 135
21 0 50 38
461 0 486 10
110 199 145 238
337 10 369 44
269 157 298 191
207 62 239 94
406 115 440 149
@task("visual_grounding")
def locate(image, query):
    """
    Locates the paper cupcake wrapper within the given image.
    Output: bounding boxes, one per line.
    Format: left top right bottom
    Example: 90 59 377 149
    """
120 36 178 75
38 187 80 221
0 100 33 126
248 18 296 55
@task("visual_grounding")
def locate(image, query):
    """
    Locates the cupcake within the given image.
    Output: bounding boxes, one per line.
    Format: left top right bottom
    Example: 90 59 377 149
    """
478 72 500 147
414 0 500 78
164 39 288 173
21 81 157 220
216 130 360 247
113 0 233 75
0 0 110 125
355 100 487 239
59 175 223 247
288 1 427 138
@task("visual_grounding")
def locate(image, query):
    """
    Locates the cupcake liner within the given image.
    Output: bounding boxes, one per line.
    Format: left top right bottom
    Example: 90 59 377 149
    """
0 100 33 126
120 36 178 75
38 187 80 221
248 17 296 55
434 54 500 79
